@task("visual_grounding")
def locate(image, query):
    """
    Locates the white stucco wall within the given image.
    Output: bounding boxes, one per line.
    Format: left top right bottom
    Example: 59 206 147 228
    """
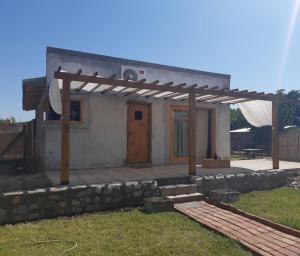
41 48 230 170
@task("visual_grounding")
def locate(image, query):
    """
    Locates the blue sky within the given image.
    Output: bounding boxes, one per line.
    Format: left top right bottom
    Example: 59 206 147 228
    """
0 0 300 121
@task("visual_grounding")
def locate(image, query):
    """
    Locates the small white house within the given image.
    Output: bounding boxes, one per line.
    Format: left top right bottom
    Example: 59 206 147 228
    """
23 47 231 172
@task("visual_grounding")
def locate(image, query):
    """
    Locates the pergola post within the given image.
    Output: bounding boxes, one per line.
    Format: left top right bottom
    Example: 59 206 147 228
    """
51 70 300 176
60 77 71 184
188 91 196 175
211 108 217 158
272 97 279 169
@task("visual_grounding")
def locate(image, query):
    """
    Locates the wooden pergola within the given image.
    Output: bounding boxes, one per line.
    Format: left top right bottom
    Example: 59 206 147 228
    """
53 68 300 184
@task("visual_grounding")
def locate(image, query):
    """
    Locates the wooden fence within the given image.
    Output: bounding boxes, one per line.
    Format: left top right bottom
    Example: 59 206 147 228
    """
0 120 35 161
279 129 300 162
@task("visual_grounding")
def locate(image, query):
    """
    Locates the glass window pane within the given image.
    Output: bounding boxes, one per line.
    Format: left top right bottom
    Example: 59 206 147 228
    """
173 110 188 158
174 110 188 119
70 100 81 121
46 100 82 122
134 111 143 120
46 105 61 120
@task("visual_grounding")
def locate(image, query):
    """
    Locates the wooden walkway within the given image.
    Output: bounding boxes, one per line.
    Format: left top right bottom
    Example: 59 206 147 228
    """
175 201 300 256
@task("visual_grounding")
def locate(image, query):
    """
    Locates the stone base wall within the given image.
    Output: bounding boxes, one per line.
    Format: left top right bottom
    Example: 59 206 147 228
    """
0 180 156 225
192 171 290 195
0 171 293 225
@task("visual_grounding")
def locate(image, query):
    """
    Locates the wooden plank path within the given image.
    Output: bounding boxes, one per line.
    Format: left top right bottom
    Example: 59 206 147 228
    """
175 201 300 256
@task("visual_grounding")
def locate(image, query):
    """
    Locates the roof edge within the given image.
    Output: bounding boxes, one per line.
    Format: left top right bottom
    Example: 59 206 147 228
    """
47 46 231 80
22 76 47 86
22 76 46 111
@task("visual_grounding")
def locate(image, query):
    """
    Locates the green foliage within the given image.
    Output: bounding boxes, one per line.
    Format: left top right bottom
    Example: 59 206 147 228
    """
231 90 300 131
230 108 248 130
251 126 271 148
0 210 250 256
233 188 300 229
0 116 16 125
230 90 300 150
277 90 300 130
230 108 271 149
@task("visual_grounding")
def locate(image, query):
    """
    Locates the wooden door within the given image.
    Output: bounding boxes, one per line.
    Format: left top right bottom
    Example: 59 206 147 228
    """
127 103 151 164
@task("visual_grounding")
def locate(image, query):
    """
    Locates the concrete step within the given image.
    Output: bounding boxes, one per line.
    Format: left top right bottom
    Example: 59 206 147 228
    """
156 176 192 186
158 184 197 197
166 193 204 204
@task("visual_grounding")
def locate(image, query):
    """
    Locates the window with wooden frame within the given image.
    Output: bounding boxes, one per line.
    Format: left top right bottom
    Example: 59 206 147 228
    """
169 105 216 164
46 98 84 123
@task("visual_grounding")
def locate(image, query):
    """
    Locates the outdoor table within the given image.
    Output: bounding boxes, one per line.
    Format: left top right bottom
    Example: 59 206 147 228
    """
242 148 262 159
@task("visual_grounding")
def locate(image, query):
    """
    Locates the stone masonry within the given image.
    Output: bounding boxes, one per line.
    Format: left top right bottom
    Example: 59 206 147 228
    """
0 180 156 225
0 171 293 225
192 171 290 196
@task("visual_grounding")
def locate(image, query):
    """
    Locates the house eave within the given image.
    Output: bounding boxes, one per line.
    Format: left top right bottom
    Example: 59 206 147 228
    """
22 76 46 111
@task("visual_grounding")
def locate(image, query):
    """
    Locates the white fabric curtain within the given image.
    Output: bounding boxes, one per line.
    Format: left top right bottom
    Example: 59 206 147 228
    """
173 116 189 158
237 100 272 127
49 79 62 115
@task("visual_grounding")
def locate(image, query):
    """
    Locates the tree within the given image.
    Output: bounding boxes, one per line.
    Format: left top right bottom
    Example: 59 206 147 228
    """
231 90 300 131
0 116 16 125
276 89 300 131
230 89 300 152
230 108 248 130
277 90 300 130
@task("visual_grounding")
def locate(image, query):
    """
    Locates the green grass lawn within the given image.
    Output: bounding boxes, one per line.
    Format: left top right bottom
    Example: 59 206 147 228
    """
0 210 250 256
232 188 300 230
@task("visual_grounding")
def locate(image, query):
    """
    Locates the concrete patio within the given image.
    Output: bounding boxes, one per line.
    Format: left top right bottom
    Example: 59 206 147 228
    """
46 159 300 186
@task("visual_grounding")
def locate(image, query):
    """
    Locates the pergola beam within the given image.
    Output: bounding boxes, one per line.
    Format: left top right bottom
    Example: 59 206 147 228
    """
124 80 159 96
102 76 131 94
76 72 98 92
164 84 197 99
206 96 234 103
196 95 214 101
148 91 174 98
221 98 249 104
173 93 189 100
163 92 181 99
145 82 174 97
54 71 274 102
164 85 199 100
52 69 300 185
89 74 116 93
101 85 117 94
124 88 143 96
173 83 187 88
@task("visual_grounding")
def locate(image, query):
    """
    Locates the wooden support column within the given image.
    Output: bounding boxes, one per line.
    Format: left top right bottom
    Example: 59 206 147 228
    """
188 91 196 175
272 97 279 169
60 77 71 184
211 108 217 159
